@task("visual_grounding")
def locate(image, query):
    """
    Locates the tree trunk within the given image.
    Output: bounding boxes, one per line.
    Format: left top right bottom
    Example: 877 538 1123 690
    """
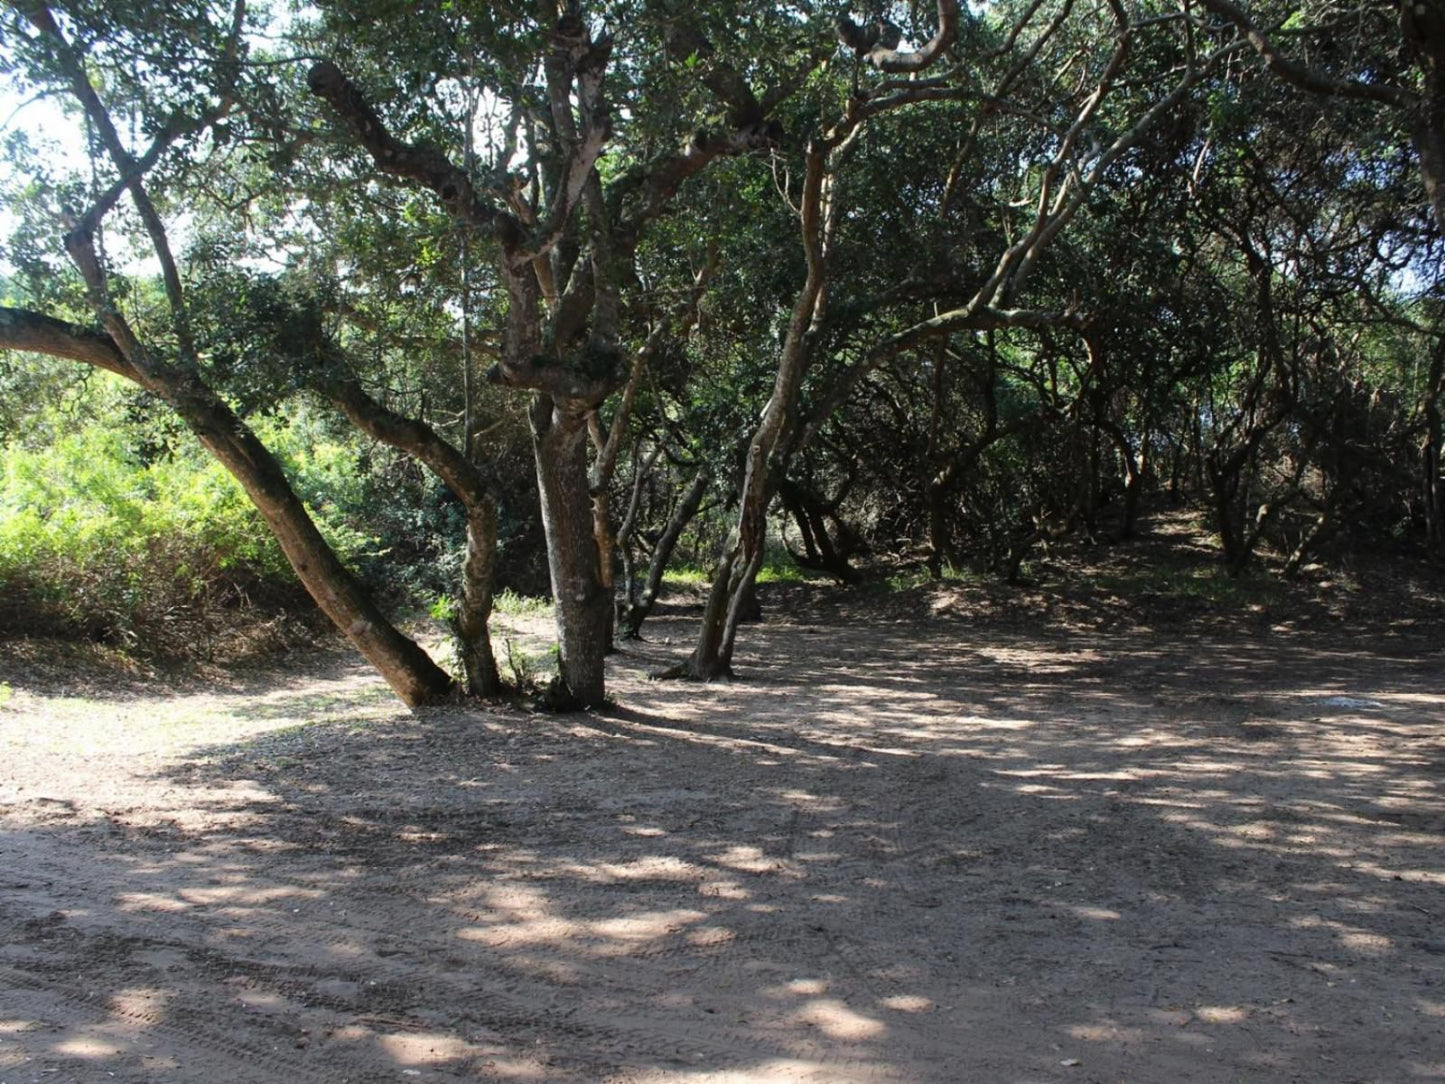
1423 343 1444 555
21 27 459 711
1425 402 1443 555
532 394 611 707
779 478 854 581
1078 422 1100 539
805 504 849 580
313 364 501 697
1408 37 1445 239
620 465 709 639
688 418 794 678
684 138 831 679
1283 509 1331 576
456 500 502 696
1208 460 1253 576
591 486 617 653
1099 420 1144 542
783 485 821 563
1005 526 1037 585
166 375 457 706
926 476 951 579
0 310 458 709
689 527 767 679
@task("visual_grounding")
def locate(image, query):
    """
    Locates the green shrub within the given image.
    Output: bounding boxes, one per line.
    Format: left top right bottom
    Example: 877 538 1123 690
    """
0 408 371 656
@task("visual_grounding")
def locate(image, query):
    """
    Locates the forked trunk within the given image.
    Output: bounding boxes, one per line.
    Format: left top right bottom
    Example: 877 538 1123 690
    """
689 537 764 679
620 464 709 640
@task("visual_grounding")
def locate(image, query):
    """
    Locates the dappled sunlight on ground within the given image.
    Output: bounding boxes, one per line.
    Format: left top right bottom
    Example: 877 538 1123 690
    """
0 585 1441 1080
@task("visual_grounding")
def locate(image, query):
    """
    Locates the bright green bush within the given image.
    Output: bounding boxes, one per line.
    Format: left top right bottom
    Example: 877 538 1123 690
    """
0 400 375 655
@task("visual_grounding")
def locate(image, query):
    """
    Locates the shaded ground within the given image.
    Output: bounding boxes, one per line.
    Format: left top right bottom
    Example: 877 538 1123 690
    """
1 545 1443 1081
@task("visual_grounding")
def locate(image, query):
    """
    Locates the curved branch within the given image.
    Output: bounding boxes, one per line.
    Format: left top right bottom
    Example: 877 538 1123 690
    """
484 351 624 405
1195 0 1412 108
27 3 205 362
852 0 960 73
0 307 136 379
307 61 509 236
314 361 493 509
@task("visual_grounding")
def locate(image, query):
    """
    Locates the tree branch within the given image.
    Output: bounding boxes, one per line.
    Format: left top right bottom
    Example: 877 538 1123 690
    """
27 3 204 363
0 306 136 379
307 61 510 236
313 355 493 509
1194 0 1412 108
848 0 960 73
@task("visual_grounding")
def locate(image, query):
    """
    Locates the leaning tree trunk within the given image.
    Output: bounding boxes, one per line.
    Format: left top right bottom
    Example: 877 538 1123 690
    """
681 2 962 674
686 346 808 678
620 464 709 640
190 402 456 706
105 351 457 706
683 136 832 680
2 303 458 710
691 521 769 679
532 394 611 707
782 484 822 565
316 364 501 697
18 15 456 710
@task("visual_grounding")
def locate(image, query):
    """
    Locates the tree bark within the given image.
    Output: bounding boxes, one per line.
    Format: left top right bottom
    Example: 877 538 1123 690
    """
620 464 709 639
183 388 457 705
456 500 503 696
532 394 611 706
314 363 501 695
1098 418 1144 541
926 474 954 579
1423 342 1445 554
1209 462 1252 575
780 478 854 581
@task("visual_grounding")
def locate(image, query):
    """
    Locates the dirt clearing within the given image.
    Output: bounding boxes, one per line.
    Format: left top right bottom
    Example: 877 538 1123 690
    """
1 581 1442 1083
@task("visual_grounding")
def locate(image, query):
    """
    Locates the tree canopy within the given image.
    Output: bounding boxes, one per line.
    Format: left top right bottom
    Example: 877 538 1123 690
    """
1 0 1440 707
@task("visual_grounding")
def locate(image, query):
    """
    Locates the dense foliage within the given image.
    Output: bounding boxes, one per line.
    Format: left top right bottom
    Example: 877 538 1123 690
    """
0 0 1439 704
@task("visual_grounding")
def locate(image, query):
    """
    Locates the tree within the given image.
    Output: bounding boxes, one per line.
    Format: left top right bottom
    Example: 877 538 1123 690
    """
678 0 1255 677
0 2 462 705
4 0 1439 707
302 0 828 704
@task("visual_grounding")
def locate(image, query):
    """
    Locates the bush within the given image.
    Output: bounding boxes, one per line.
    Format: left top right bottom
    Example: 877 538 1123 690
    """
0 371 551 658
0 410 370 657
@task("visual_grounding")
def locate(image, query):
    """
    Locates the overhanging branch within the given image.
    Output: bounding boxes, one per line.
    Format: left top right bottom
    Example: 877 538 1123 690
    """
838 0 960 73
0 306 136 379
307 61 509 236
1195 0 1411 109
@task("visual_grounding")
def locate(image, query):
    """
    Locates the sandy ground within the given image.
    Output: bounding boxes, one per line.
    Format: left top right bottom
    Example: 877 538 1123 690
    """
0 579 1442 1083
